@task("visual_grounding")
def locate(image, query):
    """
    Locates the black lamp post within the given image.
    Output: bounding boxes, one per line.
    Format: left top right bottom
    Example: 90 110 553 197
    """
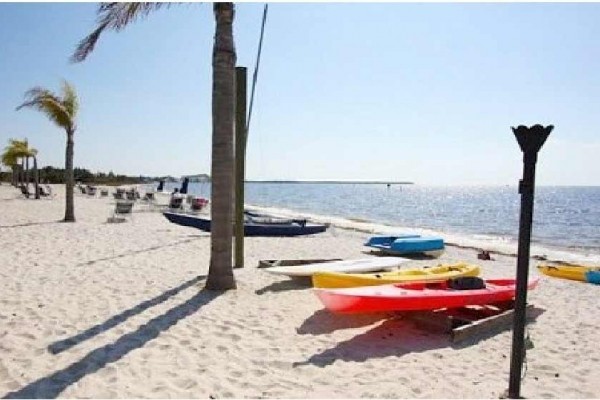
508 124 553 398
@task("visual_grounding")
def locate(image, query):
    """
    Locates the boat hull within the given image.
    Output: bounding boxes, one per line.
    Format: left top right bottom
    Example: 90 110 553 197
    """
312 263 480 288
163 211 327 237
264 257 410 277
315 278 539 314
365 235 445 257
537 265 600 283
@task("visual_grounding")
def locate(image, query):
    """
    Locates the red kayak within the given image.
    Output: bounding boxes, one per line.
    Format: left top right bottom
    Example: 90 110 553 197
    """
314 278 539 314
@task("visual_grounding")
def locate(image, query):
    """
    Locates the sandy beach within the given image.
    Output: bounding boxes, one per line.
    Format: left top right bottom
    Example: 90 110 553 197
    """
1 184 599 399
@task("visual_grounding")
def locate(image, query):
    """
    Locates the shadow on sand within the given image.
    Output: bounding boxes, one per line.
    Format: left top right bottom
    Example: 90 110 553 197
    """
295 306 546 367
0 220 60 229
74 237 202 268
297 309 391 335
255 277 313 295
48 275 207 355
4 287 220 399
293 317 449 367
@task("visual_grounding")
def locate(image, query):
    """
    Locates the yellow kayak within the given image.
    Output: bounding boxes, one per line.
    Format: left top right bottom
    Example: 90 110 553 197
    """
537 264 600 283
312 263 480 289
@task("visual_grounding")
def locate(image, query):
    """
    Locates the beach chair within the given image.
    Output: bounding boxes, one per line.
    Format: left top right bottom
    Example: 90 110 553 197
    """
87 186 97 197
169 196 184 210
19 185 31 199
100 189 109 197
125 190 137 201
38 186 50 197
113 191 124 200
108 200 134 223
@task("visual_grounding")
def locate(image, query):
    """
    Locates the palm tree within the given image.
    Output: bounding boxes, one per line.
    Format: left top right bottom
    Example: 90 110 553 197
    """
9 139 40 198
16 81 79 221
4 139 30 189
73 3 237 290
1 141 20 187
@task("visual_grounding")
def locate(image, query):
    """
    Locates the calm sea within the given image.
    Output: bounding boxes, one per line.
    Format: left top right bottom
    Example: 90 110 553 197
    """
159 182 600 259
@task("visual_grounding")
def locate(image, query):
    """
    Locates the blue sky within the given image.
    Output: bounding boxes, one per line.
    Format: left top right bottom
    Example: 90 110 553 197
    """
1 2 599 185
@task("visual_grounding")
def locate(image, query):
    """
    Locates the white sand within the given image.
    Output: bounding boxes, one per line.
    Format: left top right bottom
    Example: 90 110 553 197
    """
1 184 599 398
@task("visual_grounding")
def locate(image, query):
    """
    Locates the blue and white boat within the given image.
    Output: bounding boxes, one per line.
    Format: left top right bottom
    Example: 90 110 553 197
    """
365 234 445 257
163 211 328 237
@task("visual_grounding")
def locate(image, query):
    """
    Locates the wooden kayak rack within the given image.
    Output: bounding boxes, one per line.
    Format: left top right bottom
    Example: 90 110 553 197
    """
396 300 534 343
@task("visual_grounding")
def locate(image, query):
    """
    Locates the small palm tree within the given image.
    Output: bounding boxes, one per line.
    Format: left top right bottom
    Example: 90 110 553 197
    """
1 141 21 187
4 139 30 188
16 81 79 221
73 2 237 290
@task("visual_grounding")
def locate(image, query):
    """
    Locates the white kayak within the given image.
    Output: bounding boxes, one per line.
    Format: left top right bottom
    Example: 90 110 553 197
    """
263 257 410 277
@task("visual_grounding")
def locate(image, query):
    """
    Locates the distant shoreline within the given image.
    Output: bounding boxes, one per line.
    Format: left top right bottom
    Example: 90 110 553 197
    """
246 180 414 185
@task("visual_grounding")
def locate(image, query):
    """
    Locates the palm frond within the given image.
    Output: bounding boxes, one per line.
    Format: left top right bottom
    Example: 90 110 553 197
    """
16 86 75 131
61 80 79 120
71 2 170 63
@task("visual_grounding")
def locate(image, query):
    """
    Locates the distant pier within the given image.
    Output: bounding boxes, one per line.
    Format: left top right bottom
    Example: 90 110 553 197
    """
247 180 414 185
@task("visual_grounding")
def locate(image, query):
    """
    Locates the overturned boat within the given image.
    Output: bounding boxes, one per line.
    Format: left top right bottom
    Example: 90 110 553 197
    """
163 211 328 237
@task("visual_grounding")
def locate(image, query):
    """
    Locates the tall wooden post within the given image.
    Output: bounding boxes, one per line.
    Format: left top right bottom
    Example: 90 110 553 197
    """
508 124 552 398
234 66 247 268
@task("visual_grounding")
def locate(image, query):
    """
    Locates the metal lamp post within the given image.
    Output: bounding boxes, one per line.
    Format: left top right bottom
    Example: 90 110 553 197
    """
508 124 553 398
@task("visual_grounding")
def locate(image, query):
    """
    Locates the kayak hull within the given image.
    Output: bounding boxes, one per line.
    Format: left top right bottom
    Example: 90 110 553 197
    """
365 235 445 257
315 278 539 314
537 265 600 283
312 263 480 289
264 257 410 277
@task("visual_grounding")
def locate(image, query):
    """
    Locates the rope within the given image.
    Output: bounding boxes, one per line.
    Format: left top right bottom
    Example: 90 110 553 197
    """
246 3 268 136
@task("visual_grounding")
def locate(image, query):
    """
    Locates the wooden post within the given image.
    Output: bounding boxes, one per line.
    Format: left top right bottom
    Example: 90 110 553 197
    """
234 66 247 268
508 124 552 399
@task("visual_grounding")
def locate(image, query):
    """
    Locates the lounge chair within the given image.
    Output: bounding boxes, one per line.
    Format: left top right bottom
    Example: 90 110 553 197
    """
100 189 109 197
113 192 124 200
19 185 31 199
169 196 184 210
38 186 51 197
108 200 134 223
125 190 137 201
87 186 97 196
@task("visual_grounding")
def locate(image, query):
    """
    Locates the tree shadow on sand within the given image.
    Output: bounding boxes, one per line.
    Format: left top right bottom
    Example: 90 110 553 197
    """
74 237 202 267
48 275 207 355
0 220 60 229
293 318 449 368
296 309 392 335
255 277 312 295
3 288 219 399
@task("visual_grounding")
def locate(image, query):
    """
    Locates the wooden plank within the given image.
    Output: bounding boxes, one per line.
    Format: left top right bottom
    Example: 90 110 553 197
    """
451 304 534 343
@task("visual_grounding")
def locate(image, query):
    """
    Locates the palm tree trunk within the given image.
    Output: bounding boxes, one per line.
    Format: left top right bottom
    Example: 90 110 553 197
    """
20 159 24 187
25 156 30 189
206 2 237 291
64 130 75 222
33 156 39 199
11 166 17 186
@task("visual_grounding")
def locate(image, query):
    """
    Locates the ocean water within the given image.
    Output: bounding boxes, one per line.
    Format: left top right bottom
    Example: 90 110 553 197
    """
159 182 600 260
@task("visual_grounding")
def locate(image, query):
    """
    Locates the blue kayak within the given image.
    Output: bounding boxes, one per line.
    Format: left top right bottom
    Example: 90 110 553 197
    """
163 211 328 237
585 270 600 285
365 234 445 257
